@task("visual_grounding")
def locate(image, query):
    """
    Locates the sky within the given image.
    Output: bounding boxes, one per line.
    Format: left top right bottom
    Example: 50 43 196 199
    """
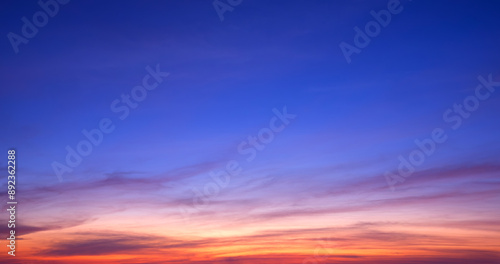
0 0 500 263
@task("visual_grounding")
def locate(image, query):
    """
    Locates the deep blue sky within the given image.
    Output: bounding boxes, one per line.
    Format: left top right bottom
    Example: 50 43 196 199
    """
0 1 499 262
2 0 499 182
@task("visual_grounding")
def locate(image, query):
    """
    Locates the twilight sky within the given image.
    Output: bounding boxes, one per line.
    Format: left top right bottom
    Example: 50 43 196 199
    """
1 0 500 263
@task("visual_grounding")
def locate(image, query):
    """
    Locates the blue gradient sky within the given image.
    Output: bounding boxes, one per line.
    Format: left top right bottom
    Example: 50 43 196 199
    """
1 0 500 263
